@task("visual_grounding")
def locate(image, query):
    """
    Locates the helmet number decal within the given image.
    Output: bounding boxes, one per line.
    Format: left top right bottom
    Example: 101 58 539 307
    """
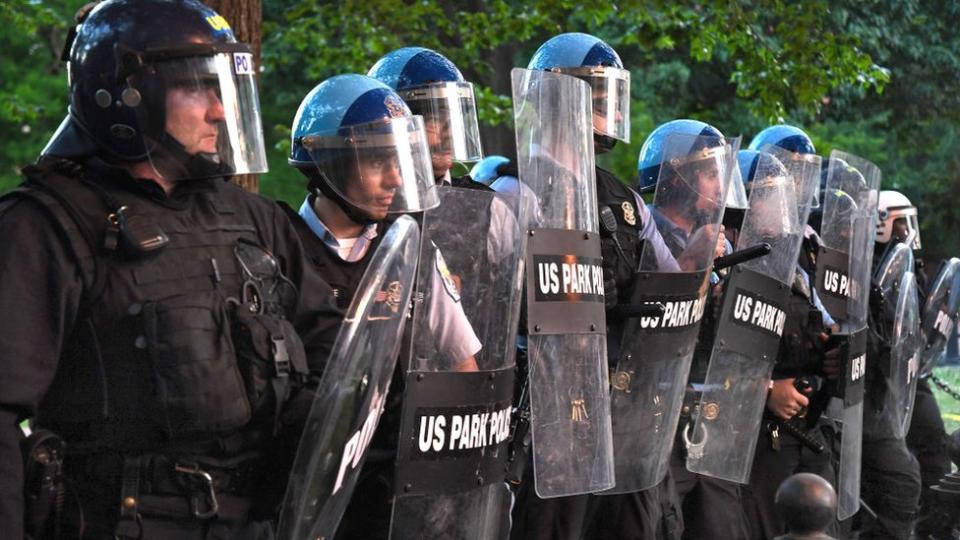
233 53 255 76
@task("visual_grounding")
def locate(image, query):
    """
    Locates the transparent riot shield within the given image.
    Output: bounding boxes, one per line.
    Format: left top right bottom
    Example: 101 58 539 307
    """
865 243 919 440
511 68 613 498
389 186 526 540
886 273 921 438
278 216 420 540
686 151 814 483
816 152 881 323
918 258 960 377
762 145 823 228
816 150 881 520
603 131 739 494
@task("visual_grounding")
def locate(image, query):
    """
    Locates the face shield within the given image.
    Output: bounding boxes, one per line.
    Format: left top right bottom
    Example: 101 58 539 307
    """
397 82 483 166
880 207 922 250
745 174 800 238
725 159 749 210
301 115 439 220
643 132 739 272
556 66 630 143
130 43 268 181
783 151 823 208
665 144 732 224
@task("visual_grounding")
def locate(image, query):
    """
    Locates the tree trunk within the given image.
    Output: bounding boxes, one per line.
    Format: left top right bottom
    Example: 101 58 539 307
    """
203 0 262 193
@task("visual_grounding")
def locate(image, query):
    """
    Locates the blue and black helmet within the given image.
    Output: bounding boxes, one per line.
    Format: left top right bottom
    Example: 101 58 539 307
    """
469 155 510 185
369 47 482 167
45 0 267 180
737 149 792 203
749 125 823 208
290 74 438 218
636 119 743 207
748 125 816 156
527 33 631 143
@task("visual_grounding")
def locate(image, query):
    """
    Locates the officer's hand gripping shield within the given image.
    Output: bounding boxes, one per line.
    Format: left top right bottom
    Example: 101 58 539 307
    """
389 186 526 540
511 68 614 498
603 131 739 494
686 148 817 484
918 258 960 377
817 151 881 520
277 216 420 540
865 244 921 441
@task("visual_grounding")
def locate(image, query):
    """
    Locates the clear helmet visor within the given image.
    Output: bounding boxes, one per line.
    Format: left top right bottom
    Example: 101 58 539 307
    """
558 66 630 143
879 208 922 250
725 159 749 210
131 48 268 182
301 115 439 219
399 82 483 168
643 132 740 272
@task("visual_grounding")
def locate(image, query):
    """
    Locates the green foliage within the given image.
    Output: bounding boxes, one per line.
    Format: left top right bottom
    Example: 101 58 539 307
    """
933 366 960 434
0 0 80 193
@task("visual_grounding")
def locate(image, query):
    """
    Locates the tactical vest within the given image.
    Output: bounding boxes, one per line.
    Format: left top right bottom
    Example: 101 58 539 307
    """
595 166 644 304
278 199 385 311
773 272 827 379
280 200 408 461
6 159 308 453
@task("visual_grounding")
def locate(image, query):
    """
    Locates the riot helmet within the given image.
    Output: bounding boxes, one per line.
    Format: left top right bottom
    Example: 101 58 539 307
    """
468 155 510 185
736 149 798 246
45 0 268 182
877 190 921 250
369 47 483 179
527 32 631 148
637 120 739 223
289 74 439 224
748 124 821 207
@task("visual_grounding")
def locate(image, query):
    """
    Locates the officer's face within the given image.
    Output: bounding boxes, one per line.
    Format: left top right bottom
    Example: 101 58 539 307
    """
591 92 621 138
165 84 226 155
347 149 403 220
693 160 723 215
892 217 910 244
424 115 453 179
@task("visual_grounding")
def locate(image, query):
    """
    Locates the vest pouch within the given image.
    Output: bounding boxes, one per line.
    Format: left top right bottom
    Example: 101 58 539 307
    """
141 291 251 437
232 310 308 420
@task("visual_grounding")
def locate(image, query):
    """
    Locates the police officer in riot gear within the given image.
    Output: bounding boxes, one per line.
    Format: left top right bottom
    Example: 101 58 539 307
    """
284 73 483 538
739 127 842 540
856 188 924 540
506 32 683 540
0 1 343 537
876 190 955 539
368 47 487 189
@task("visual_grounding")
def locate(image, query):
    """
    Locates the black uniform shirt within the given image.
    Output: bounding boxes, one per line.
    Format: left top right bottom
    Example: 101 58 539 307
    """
0 161 342 536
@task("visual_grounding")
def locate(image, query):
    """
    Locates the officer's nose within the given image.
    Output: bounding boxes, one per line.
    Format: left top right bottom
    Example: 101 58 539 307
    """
382 159 403 189
205 89 226 123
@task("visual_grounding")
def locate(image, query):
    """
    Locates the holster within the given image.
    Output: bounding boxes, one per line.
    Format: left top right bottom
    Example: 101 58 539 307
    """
21 430 67 540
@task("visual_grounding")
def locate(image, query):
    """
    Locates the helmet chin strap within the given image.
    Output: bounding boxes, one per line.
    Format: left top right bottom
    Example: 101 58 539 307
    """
308 173 379 226
593 133 618 154
147 131 230 181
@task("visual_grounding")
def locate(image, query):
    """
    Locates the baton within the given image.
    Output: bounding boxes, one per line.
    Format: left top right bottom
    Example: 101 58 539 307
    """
713 242 772 272
778 417 826 454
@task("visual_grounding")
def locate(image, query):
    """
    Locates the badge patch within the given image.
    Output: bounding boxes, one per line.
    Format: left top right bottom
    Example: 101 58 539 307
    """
205 15 231 32
233 53 255 76
621 201 636 226
435 250 461 303
384 95 407 119
385 280 403 313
